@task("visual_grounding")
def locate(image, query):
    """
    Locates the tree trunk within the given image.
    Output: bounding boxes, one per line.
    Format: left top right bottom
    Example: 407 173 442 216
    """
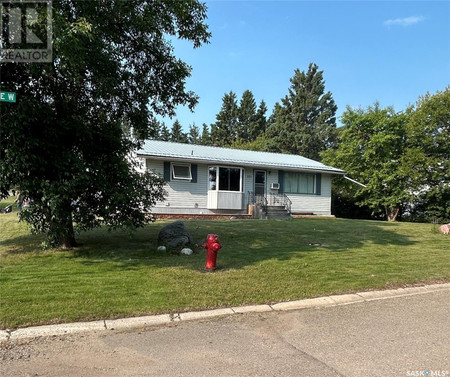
385 207 399 222
60 216 77 248
52 212 78 248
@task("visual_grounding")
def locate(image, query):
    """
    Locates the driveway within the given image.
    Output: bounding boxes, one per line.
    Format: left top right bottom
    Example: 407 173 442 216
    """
1 289 449 377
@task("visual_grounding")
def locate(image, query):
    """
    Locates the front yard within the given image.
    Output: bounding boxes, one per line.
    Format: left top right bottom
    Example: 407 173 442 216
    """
0 205 449 328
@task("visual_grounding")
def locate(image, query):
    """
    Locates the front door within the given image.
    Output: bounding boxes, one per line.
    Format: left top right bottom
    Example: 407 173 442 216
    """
254 170 266 200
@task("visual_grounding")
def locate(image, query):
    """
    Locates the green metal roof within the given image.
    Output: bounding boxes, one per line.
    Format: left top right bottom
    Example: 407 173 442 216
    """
137 140 345 174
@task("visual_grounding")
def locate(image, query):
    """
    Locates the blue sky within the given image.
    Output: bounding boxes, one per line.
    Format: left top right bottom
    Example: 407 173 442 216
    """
163 0 450 131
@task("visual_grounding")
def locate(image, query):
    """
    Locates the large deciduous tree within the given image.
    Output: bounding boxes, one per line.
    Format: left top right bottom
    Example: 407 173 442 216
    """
0 0 210 247
266 63 337 161
405 88 450 222
322 103 412 221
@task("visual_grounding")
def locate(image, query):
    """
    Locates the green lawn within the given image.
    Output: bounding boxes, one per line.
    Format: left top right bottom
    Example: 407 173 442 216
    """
1 199 449 329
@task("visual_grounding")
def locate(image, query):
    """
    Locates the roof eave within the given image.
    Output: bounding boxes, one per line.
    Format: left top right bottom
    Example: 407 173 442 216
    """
137 153 345 175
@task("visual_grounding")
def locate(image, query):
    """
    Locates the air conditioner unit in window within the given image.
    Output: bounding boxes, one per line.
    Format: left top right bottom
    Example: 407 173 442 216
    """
270 183 280 190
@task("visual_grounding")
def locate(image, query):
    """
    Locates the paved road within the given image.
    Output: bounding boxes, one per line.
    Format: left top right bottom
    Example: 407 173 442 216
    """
1 290 449 377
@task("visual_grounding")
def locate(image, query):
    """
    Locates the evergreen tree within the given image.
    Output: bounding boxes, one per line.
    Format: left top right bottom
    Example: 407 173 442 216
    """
199 123 211 145
253 100 268 139
170 120 188 143
211 91 239 146
159 123 171 141
237 90 257 142
188 124 200 144
266 63 337 161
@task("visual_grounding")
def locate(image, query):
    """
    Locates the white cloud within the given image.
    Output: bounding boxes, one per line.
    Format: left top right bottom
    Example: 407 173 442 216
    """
384 16 424 27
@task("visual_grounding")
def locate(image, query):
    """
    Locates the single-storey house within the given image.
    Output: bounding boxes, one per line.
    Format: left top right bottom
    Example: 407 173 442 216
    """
136 140 345 218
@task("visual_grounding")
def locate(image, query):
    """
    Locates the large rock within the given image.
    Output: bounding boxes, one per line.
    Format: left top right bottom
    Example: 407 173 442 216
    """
438 224 450 234
158 221 193 249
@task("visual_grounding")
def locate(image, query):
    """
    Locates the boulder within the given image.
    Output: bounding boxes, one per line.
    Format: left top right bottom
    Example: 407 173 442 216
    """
438 224 450 235
180 248 193 255
157 246 167 252
158 221 193 249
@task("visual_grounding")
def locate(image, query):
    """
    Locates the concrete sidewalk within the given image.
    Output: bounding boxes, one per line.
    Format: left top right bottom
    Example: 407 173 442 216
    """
1 282 449 343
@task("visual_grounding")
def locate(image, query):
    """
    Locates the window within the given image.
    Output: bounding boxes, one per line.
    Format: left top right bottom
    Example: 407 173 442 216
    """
284 172 315 194
208 167 217 190
208 166 243 192
172 163 192 180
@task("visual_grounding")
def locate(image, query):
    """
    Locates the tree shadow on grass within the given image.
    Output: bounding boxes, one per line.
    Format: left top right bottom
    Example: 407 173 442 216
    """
0 233 46 255
1 219 418 271
64 218 417 271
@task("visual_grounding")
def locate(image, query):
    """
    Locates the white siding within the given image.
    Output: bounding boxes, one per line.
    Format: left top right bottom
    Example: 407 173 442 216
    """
146 159 248 214
146 158 333 215
286 174 332 215
267 170 280 195
146 159 208 210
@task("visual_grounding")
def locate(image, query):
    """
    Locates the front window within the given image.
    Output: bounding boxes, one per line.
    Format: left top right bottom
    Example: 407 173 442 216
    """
284 172 315 194
209 166 243 192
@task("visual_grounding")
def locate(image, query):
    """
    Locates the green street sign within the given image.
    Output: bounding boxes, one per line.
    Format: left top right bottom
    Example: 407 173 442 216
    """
0 91 16 103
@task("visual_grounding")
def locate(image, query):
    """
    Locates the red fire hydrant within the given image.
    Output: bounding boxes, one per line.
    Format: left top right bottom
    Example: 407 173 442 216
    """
202 234 222 271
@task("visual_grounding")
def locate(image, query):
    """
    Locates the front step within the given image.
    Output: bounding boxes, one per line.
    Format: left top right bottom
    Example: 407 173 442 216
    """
265 205 291 220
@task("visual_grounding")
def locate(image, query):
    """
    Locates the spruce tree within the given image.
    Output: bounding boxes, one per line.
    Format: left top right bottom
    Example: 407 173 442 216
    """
170 120 188 143
200 123 211 145
237 90 258 142
159 123 171 141
266 63 337 161
211 91 239 146
188 124 200 144
253 100 268 139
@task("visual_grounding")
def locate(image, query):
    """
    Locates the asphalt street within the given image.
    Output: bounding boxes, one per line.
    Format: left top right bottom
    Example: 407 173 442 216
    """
1 289 449 377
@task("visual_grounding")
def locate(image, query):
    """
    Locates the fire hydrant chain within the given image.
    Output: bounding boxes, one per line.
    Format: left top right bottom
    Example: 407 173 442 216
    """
202 234 222 271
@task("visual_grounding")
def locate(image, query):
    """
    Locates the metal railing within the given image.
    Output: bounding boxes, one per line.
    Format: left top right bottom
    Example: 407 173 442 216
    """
248 192 292 215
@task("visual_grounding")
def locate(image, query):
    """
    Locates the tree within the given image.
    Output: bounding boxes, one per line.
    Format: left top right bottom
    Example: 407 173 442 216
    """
0 0 210 247
253 100 268 139
230 136 268 151
237 90 257 142
211 91 239 146
159 123 171 141
170 120 188 143
199 123 211 145
322 103 412 221
266 63 337 160
405 87 450 222
188 124 200 144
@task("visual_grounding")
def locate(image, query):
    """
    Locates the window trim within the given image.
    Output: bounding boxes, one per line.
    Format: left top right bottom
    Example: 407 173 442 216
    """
208 165 244 193
171 163 192 181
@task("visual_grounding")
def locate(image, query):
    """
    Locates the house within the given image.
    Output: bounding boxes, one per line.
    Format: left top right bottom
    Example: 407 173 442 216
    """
136 140 345 218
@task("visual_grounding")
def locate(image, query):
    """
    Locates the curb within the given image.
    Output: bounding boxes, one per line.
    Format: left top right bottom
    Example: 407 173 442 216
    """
1 283 449 342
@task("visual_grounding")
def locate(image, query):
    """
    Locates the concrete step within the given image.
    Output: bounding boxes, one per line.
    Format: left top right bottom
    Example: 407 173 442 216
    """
265 206 291 220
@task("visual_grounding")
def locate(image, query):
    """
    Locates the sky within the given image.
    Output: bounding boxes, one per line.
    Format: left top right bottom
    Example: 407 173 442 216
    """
162 0 450 131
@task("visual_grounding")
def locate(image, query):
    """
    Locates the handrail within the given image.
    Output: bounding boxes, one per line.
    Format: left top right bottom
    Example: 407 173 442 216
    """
283 193 292 214
248 191 291 216
267 193 291 214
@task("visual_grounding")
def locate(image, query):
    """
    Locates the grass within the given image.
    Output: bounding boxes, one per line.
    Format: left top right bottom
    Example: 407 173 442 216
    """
1 195 449 328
